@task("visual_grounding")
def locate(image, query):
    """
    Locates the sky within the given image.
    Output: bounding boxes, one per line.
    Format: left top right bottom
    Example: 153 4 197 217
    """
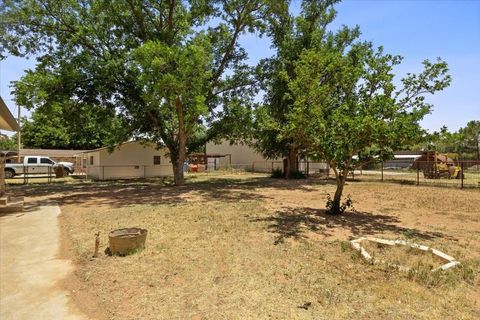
0 0 479 134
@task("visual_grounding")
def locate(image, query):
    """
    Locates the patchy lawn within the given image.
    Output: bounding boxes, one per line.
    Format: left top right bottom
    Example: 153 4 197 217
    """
14 173 480 319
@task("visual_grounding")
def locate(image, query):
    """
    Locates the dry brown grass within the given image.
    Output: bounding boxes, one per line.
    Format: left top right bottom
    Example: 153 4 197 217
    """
15 173 480 319
360 240 444 269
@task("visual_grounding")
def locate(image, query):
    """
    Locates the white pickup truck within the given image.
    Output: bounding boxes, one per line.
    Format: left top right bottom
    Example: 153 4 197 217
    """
4 156 75 178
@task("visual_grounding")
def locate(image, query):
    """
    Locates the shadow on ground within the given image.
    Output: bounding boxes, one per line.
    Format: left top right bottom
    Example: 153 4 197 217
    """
251 207 453 244
8 176 278 208
7 175 334 209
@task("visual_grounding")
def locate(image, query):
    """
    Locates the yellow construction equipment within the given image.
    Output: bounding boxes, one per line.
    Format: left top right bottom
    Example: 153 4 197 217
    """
414 151 463 179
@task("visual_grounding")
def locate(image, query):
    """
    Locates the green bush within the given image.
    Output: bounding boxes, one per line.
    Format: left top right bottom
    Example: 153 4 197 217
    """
326 194 354 215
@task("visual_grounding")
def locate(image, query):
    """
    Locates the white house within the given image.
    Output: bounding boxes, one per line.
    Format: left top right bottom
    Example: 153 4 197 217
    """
83 141 172 180
205 140 330 174
205 140 282 172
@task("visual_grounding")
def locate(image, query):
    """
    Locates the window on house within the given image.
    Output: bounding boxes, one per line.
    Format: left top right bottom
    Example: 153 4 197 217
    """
82 158 86 168
90 156 94 165
153 156 161 165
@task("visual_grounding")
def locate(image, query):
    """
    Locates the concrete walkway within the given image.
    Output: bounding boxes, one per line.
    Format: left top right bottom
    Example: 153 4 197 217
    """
0 204 87 319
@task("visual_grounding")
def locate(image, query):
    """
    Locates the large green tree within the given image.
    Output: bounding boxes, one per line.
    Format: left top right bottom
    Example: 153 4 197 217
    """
410 121 479 160
287 43 451 214
458 121 480 160
253 0 359 178
421 126 463 154
0 134 17 151
1 0 272 185
19 103 120 150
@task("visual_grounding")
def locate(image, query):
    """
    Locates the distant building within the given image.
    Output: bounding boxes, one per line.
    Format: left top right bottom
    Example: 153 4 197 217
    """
82 141 172 180
205 140 282 172
383 151 424 169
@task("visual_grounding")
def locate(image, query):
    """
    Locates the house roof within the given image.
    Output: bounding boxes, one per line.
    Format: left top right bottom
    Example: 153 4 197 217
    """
82 140 160 154
393 151 424 156
0 97 20 132
20 149 87 157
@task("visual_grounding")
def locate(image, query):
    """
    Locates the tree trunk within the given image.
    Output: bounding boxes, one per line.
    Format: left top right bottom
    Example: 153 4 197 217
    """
329 176 345 215
328 164 349 215
172 152 185 186
172 96 187 186
285 148 298 179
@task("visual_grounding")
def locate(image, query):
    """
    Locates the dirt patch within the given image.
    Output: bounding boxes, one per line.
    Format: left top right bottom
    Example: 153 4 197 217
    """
14 173 480 319
58 212 108 320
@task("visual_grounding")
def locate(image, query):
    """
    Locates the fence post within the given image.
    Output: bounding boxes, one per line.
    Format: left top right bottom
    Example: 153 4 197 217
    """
461 162 464 189
102 166 105 180
306 160 310 177
416 166 419 186
381 162 384 182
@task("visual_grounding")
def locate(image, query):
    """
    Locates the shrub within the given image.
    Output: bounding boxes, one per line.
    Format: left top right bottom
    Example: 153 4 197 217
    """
326 194 354 214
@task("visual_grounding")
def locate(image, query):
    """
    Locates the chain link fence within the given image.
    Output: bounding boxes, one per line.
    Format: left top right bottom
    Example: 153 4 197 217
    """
352 160 479 189
209 159 480 189
6 155 479 189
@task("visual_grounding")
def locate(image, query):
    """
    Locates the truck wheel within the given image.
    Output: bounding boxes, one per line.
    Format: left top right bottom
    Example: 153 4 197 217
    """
63 168 70 176
5 169 15 179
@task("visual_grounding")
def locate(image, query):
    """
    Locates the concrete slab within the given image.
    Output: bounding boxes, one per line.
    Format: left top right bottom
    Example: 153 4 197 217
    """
0 204 87 319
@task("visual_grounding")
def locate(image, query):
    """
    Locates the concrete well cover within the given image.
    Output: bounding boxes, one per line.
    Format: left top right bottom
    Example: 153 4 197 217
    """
350 237 460 272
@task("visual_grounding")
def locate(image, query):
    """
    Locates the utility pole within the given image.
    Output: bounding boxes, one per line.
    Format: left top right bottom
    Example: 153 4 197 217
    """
17 105 21 162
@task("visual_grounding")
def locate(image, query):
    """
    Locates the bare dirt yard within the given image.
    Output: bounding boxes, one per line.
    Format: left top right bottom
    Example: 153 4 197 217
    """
10 173 480 319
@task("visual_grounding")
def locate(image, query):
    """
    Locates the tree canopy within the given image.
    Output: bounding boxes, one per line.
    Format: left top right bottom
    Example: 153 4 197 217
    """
0 0 458 214
250 0 451 213
288 47 450 213
252 0 347 178
0 134 17 151
412 121 480 160
19 103 120 150
1 0 274 185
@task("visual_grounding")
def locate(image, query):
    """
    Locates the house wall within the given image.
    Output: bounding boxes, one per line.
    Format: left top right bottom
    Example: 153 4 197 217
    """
85 142 172 180
85 151 101 179
206 140 281 172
